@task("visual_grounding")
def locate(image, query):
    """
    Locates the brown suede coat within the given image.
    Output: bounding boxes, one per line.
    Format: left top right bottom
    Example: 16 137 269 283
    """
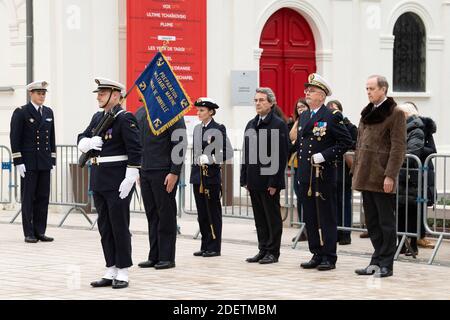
352 97 406 193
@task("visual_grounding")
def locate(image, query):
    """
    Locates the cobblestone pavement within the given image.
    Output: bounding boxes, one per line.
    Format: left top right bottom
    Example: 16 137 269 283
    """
0 209 449 300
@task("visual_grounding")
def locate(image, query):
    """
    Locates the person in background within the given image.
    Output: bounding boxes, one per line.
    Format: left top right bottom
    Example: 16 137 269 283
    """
10 80 56 243
402 101 437 250
289 99 310 241
326 100 358 245
396 103 425 256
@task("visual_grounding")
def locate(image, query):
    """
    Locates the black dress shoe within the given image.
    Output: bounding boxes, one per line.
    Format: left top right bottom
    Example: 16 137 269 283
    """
202 251 221 257
405 249 418 257
300 257 322 269
90 278 113 287
112 279 129 289
138 260 158 268
355 265 378 276
193 250 205 257
374 266 393 278
36 234 54 242
339 238 351 245
24 236 38 243
317 260 336 271
246 251 266 263
258 254 278 264
154 261 176 270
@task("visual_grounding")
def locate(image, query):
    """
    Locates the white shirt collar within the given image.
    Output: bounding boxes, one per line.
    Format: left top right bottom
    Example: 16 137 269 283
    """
374 97 387 108
202 119 212 128
310 105 322 114
31 101 42 111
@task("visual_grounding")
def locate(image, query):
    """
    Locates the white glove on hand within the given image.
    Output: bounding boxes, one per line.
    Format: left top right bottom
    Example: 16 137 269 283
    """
17 164 26 178
199 154 209 165
78 136 103 153
119 168 139 199
312 153 325 164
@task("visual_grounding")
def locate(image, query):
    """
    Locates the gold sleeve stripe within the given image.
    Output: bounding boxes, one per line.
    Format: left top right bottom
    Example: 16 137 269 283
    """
51 153 57 158
12 153 22 159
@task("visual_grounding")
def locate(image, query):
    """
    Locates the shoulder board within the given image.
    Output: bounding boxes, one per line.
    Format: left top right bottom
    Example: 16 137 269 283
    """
333 110 341 115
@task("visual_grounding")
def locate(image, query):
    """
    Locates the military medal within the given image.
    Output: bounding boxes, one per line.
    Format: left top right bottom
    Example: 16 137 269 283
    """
313 122 327 141
105 129 113 140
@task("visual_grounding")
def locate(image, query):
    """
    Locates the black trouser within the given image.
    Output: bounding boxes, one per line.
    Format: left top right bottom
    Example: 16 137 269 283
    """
299 182 338 264
397 202 421 251
93 190 133 269
140 170 178 262
362 191 396 269
336 180 352 239
21 170 50 238
294 167 304 223
249 190 282 258
193 184 222 253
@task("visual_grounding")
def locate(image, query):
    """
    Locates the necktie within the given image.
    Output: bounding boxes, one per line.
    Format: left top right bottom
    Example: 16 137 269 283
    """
257 117 262 126
310 111 315 119
38 106 42 116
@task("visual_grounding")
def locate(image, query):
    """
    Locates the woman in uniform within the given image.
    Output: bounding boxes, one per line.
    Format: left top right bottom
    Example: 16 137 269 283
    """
190 97 232 257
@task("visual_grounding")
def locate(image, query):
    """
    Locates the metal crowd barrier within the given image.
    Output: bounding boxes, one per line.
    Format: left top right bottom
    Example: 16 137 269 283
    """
423 154 450 264
0 146 13 205
290 153 424 258
2 142 448 266
179 147 294 238
9 145 94 227
180 147 254 220
394 154 423 259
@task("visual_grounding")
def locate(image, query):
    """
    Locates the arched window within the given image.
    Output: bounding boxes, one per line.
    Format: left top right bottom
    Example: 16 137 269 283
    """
393 12 426 92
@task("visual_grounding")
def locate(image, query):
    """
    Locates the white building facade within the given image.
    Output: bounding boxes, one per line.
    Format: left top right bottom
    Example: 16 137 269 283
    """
1 0 449 151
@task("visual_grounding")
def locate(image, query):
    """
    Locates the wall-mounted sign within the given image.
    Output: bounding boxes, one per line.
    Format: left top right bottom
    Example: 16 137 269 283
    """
231 70 257 106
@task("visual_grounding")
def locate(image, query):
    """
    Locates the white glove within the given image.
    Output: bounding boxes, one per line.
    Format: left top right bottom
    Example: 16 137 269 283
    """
78 136 103 153
199 154 209 165
312 153 325 164
119 168 139 199
17 164 26 178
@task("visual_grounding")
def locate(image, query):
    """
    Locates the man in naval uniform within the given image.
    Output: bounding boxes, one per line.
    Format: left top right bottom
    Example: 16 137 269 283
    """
296 74 352 271
10 80 56 243
78 78 141 289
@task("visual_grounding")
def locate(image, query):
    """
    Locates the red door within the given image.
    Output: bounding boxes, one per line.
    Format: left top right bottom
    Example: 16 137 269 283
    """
260 8 316 117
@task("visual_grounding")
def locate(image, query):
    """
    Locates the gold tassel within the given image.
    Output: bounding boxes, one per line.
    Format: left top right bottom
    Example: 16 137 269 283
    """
307 164 314 197
199 165 204 194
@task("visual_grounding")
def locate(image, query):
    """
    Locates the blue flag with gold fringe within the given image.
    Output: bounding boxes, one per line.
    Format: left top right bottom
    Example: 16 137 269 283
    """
135 51 192 136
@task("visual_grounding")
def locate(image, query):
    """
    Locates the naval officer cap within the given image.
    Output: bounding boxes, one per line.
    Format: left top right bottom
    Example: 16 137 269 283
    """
93 77 125 95
304 73 332 97
27 80 49 92
194 97 219 109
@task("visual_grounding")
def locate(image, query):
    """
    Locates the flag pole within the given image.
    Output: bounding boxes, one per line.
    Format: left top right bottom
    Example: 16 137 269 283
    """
121 40 171 105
